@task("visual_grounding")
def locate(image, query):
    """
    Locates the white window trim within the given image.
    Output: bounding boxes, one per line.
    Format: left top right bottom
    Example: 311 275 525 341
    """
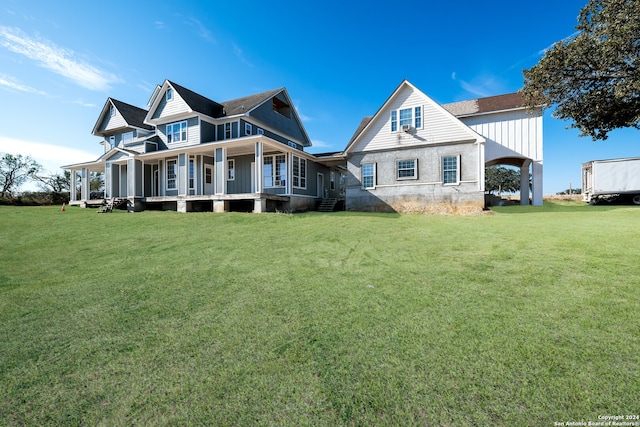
167 120 187 144
292 155 307 189
257 128 264 135
442 155 461 185
166 158 178 190
166 88 173 101
188 156 195 191
390 105 424 132
245 123 252 136
227 159 235 181
397 159 418 180
362 162 376 189
109 105 116 117
264 154 287 188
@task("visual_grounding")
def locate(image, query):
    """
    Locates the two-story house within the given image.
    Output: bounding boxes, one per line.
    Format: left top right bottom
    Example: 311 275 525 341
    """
64 80 346 212
343 80 542 213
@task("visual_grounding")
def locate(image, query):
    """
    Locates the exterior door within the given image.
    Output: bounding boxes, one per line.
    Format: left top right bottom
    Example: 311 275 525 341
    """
317 173 325 198
204 165 214 194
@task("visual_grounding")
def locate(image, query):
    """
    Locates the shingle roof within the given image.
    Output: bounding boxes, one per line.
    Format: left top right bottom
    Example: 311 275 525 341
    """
346 116 373 146
442 92 524 117
221 88 283 116
168 80 225 118
110 99 153 130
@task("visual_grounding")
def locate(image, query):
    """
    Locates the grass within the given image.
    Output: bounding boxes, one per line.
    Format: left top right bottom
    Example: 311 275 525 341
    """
0 202 638 426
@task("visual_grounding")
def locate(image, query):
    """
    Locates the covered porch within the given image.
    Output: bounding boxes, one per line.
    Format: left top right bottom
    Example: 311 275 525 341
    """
65 135 333 213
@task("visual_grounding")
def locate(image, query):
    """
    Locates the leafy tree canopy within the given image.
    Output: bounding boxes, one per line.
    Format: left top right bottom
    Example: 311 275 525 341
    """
485 166 521 195
0 153 41 199
522 0 640 140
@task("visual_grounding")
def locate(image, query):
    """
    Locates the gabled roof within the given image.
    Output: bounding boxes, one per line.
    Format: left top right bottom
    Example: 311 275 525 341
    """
167 80 225 118
442 92 525 117
92 98 153 136
346 116 373 148
343 80 484 154
221 88 283 116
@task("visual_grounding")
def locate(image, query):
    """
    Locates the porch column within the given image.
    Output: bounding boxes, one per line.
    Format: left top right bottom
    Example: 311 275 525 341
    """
104 162 111 199
532 161 543 206
178 154 187 196
127 158 135 198
520 160 531 205
254 142 263 193
69 169 76 201
214 147 226 195
286 152 293 195
80 168 89 201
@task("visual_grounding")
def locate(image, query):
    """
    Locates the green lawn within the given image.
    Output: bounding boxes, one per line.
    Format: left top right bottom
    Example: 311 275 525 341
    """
1 203 638 426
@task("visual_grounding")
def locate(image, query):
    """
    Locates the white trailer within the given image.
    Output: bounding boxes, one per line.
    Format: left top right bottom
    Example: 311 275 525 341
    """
582 157 640 204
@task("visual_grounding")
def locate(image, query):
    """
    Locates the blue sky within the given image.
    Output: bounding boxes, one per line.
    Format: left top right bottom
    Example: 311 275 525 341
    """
1 0 637 194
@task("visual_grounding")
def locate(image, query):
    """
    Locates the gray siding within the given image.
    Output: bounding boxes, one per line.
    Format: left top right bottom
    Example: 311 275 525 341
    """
249 94 307 145
152 90 189 120
159 117 200 148
227 154 253 194
293 159 329 197
201 121 216 143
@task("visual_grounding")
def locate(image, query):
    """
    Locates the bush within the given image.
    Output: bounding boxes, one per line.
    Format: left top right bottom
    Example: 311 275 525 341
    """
0 191 69 206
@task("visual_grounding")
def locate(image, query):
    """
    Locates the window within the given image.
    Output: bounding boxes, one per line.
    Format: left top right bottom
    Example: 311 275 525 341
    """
205 166 212 185
292 156 306 188
330 170 336 191
399 108 412 128
167 159 177 190
225 123 231 139
245 123 252 136
391 106 423 131
122 132 133 145
167 121 187 143
264 155 286 187
362 163 375 189
443 156 459 184
166 88 173 101
227 159 235 181
109 105 115 117
189 157 195 190
257 128 264 135
414 106 422 128
397 159 417 179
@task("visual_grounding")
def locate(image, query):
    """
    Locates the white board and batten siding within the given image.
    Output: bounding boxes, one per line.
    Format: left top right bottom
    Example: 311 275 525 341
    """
351 85 482 153
462 110 542 163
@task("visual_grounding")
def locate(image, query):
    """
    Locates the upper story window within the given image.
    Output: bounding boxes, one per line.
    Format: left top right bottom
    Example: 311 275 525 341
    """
272 97 291 118
109 105 116 117
225 123 231 139
245 123 252 136
122 132 133 146
391 106 423 132
257 128 264 135
167 121 187 143
166 88 173 102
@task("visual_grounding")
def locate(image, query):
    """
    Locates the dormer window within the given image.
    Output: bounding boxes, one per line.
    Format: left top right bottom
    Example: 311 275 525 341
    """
109 105 115 117
166 88 173 102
